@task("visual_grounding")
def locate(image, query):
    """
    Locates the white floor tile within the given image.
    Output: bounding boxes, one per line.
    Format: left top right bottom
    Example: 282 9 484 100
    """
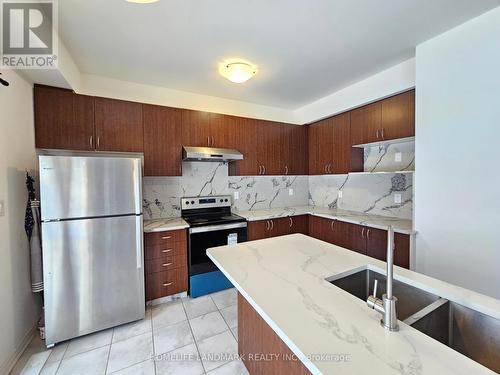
208 359 249 375
10 336 50 375
183 295 218 319
197 330 238 372
153 320 194 355
155 343 204 375
230 326 238 342
210 288 237 310
18 350 51 375
152 300 187 330
64 329 113 358
113 311 152 343
46 342 68 363
57 346 109 375
39 360 60 375
189 311 229 342
108 359 155 375
107 332 153 373
220 305 237 329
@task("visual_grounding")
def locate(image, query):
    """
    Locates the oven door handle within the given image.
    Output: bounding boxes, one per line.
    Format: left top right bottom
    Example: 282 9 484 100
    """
189 222 247 234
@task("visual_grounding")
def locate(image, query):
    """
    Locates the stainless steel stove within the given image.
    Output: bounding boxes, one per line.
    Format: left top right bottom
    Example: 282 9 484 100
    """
181 196 247 297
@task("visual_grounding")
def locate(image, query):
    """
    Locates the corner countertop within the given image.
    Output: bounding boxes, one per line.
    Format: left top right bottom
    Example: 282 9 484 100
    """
143 218 189 233
207 234 500 375
236 206 414 234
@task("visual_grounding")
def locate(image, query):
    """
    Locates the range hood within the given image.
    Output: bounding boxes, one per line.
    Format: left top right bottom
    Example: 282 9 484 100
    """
182 146 244 162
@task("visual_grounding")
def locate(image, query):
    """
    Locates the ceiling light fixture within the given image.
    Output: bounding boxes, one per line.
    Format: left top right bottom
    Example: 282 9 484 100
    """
219 62 257 84
125 0 160 4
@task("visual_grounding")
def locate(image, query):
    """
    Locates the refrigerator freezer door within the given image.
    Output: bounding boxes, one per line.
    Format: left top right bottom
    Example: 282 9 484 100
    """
39 155 142 221
42 215 145 346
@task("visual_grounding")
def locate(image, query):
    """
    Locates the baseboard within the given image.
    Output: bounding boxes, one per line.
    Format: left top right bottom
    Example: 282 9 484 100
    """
0 324 37 375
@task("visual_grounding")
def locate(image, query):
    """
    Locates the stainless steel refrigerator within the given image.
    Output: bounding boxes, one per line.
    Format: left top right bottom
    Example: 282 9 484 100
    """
39 153 145 347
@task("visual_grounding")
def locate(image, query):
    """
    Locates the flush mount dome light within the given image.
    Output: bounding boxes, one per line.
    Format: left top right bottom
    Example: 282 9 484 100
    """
219 62 257 84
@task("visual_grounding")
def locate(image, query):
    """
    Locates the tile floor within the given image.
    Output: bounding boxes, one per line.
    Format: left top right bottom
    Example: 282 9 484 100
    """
11 288 248 375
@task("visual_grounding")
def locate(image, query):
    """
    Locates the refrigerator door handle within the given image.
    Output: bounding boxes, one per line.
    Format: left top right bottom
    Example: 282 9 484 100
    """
136 216 144 269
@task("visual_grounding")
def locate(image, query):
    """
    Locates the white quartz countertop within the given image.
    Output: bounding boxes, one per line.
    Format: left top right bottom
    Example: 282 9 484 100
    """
236 206 414 234
207 234 500 375
143 218 189 233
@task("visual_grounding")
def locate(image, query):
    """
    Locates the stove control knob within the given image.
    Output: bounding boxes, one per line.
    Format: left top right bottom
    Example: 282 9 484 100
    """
186 201 189 205
224 199 229 202
191 200 195 204
220 199 223 202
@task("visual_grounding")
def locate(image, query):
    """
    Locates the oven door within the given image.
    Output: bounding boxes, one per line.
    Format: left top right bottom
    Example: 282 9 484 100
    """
188 222 247 276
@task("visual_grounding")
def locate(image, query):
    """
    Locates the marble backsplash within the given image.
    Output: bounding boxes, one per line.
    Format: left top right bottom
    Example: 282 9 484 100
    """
308 173 413 219
143 162 308 219
143 140 414 220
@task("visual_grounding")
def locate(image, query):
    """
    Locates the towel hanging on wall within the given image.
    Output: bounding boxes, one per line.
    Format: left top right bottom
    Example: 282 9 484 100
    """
25 173 43 293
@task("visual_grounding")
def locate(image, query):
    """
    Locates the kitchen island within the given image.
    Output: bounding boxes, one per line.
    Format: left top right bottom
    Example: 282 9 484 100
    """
207 234 500 374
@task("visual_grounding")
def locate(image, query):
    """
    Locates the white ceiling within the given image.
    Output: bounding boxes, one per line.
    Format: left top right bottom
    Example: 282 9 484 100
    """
59 0 499 109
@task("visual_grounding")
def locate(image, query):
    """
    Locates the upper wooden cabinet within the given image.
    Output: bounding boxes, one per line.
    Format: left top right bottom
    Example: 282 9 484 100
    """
282 125 308 175
309 112 363 175
143 104 182 176
351 89 415 145
181 110 211 147
34 86 95 150
94 97 143 152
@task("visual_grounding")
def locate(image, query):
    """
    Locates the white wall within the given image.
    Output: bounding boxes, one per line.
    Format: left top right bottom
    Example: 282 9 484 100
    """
0 70 40 373
294 58 415 124
415 7 500 299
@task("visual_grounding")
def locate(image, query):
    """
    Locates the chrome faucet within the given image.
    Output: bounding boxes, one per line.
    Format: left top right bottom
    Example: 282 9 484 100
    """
366 226 399 331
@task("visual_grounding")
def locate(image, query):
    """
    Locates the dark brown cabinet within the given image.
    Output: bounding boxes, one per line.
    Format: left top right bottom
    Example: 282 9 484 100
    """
351 89 415 145
307 216 409 269
143 104 183 176
94 97 144 152
288 215 309 235
34 85 94 150
308 112 363 175
248 215 308 241
282 125 308 175
144 229 188 301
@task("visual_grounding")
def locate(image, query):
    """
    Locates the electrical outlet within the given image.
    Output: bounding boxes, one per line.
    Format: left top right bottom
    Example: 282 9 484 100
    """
0 200 4 216
289 188 294 196
394 193 402 204
338 190 343 199
395 152 402 162
233 191 239 200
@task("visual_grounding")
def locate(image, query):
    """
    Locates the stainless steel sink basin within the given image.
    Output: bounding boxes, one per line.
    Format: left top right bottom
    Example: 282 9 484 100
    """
327 269 441 320
408 299 500 373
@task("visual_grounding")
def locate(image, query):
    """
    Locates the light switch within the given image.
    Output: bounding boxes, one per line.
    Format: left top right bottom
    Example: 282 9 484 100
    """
395 152 402 162
233 191 239 200
288 188 294 196
0 200 4 216
394 193 402 204
338 190 343 199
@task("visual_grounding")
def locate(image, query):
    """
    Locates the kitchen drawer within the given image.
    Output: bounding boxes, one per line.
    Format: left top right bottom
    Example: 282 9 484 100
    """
145 267 188 301
144 241 186 260
145 254 187 274
144 229 186 247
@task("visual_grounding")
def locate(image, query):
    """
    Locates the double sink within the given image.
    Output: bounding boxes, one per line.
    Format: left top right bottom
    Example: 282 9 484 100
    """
327 269 500 373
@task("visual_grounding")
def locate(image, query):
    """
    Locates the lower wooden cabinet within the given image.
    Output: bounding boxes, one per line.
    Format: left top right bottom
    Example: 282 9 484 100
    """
248 215 309 241
306 216 410 269
144 229 188 301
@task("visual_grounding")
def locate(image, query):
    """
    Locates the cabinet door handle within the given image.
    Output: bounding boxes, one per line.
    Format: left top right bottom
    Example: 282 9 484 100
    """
89 135 93 149
289 217 293 228
96 136 100 149
162 262 173 267
376 129 379 139
361 227 365 238
161 249 173 253
381 128 385 140
270 220 274 230
162 282 173 287
367 229 371 240
324 164 328 173
207 136 210 146
284 165 289 175
262 165 266 175
161 235 172 239
330 220 335 231
265 220 270 230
